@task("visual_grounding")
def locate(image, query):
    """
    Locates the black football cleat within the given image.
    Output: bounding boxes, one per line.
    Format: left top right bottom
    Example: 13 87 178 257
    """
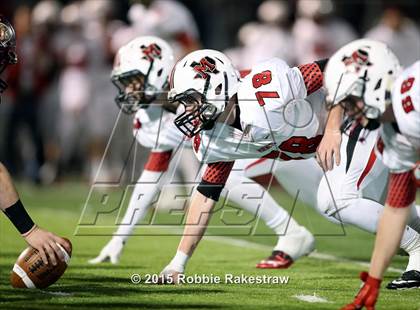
386 270 420 290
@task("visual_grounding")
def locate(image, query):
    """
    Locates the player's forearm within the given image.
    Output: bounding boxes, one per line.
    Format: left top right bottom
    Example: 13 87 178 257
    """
369 204 411 279
325 104 344 133
0 162 36 235
178 191 216 256
0 162 19 209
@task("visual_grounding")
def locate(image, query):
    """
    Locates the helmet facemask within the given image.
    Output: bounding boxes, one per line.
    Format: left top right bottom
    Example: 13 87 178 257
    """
324 39 401 138
173 72 230 138
172 88 219 138
331 71 382 136
112 62 164 114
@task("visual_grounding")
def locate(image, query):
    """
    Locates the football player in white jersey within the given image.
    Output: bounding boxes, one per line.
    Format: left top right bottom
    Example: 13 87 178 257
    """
323 39 419 309
88 36 316 268
160 48 420 287
159 49 328 281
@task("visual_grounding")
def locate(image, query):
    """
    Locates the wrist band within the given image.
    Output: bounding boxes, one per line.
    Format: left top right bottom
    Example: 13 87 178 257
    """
3 200 35 235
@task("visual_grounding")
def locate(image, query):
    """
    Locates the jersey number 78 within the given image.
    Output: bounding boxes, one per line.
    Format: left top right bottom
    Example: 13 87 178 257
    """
252 70 279 106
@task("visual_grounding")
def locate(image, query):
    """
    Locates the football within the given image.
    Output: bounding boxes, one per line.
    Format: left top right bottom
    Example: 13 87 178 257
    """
10 238 72 289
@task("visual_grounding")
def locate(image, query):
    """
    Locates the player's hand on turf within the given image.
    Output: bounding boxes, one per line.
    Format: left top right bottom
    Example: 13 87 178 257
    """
316 129 341 171
23 226 71 266
341 271 381 310
88 237 124 264
159 266 182 284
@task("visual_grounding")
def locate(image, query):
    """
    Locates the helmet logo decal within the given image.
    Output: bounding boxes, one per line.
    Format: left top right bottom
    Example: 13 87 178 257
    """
141 43 162 62
342 48 372 73
191 56 219 79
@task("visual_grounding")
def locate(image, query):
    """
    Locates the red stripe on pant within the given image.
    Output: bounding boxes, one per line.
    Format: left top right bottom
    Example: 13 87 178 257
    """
356 147 377 190
144 150 172 172
245 158 269 171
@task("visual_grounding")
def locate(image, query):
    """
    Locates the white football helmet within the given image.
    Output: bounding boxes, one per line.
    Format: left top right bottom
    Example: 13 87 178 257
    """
324 39 401 130
111 36 174 114
169 49 240 137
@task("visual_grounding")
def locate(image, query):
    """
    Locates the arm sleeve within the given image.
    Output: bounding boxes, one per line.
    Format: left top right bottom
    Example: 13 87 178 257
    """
197 161 234 201
297 62 324 96
386 171 417 208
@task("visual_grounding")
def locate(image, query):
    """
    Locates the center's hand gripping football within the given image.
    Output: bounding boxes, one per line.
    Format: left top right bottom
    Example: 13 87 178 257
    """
23 226 71 266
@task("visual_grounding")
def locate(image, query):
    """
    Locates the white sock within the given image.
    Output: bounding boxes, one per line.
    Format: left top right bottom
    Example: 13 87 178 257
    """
407 204 420 233
115 170 165 242
224 174 311 258
168 251 190 273
223 175 290 235
400 226 420 271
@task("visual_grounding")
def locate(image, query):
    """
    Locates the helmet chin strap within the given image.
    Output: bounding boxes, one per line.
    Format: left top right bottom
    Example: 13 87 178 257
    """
358 118 380 142
142 60 156 104
224 72 229 107
365 118 380 130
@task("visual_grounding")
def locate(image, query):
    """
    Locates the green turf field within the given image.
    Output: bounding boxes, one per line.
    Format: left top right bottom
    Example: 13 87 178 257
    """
0 182 419 310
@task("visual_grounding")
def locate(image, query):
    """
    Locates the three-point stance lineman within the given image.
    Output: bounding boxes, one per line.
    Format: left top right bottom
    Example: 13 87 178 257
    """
159 47 420 286
89 36 316 268
159 49 327 281
322 40 419 309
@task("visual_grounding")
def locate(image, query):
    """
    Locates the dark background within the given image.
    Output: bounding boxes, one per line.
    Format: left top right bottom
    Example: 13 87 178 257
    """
3 0 420 50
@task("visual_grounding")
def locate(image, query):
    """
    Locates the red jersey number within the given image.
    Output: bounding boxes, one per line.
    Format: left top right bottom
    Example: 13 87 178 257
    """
401 77 415 94
252 70 279 106
400 77 415 113
255 91 279 106
402 96 414 113
252 70 272 88
279 135 323 156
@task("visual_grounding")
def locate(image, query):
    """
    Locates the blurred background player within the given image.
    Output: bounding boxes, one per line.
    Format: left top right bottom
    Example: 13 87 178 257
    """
292 0 357 64
89 36 315 267
224 0 295 69
323 40 419 308
0 15 70 265
365 4 420 68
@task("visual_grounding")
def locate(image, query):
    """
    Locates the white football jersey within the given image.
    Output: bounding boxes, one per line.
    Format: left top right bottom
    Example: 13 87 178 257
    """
133 105 188 152
193 58 326 164
376 61 420 173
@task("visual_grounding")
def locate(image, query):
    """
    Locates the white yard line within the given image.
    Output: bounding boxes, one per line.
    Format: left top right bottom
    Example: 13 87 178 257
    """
40 290 74 296
293 293 331 303
202 235 404 274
